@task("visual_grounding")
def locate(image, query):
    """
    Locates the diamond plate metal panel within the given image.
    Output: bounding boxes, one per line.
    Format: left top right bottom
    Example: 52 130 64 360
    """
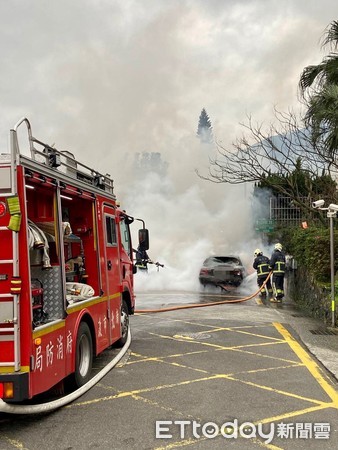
30 266 64 320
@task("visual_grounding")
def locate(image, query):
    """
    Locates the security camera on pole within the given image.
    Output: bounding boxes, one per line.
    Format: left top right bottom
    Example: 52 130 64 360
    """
312 200 338 327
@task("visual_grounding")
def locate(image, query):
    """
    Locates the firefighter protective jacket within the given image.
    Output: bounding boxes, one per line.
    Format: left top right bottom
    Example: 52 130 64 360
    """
269 250 286 275
253 255 270 279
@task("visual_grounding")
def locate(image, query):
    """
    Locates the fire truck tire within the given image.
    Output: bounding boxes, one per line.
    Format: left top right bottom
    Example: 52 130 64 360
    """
115 299 129 348
74 321 93 387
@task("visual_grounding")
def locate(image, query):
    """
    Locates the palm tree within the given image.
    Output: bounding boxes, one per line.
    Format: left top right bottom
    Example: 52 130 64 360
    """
299 21 338 159
305 84 338 158
299 20 338 95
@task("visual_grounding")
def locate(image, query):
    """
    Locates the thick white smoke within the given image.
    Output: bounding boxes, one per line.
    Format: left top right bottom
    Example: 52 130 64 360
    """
121 135 265 293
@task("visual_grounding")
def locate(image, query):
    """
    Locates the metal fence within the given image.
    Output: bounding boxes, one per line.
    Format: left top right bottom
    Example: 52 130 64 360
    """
269 196 311 226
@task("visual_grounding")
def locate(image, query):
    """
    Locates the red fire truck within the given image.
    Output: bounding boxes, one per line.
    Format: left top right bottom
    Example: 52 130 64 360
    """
0 117 145 403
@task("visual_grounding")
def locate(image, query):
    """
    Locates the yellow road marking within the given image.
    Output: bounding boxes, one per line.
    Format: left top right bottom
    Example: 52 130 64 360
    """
251 439 283 450
131 343 299 366
130 349 304 380
70 367 328 410
0 436 28 449
154 436 283 450
68 374 226 407
255 403 331 425
150 331 285 351
153 429 284 450
97 382 202 421
130 349 210 361
230 347 299 364
165 361 209 373
167 318 276 331
143 315 275 330
231 329 283 341
232 363 303 376
154 437 202 449
225 374 329 406
273 322 338 405
70 318 337 448
174 328 283 342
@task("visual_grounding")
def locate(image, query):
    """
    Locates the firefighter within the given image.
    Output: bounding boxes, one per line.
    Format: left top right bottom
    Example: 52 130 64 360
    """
253 249 273 300
134 246 164 272
269 243 286 303
135 245 151 271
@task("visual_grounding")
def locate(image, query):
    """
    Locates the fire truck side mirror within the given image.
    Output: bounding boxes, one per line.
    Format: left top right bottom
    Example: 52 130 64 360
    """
138 228 149 251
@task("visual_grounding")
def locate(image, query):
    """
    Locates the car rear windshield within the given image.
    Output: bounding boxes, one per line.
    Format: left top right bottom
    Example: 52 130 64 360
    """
206 257 241 266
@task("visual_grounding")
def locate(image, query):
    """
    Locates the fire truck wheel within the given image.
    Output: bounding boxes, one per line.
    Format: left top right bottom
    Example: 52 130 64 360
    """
74 321 93 387
115 299 129 348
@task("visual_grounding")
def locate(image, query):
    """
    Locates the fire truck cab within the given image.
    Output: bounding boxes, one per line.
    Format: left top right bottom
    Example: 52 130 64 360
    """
0 118 139 403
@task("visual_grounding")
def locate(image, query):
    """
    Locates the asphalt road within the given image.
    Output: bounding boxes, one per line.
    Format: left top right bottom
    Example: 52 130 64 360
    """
0 290 337 449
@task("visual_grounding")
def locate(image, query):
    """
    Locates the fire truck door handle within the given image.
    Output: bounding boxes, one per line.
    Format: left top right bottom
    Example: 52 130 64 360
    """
107 260 112 270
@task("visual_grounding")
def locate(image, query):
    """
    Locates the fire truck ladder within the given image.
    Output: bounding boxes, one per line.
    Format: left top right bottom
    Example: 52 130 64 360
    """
0 230 20 371
0 127 21 372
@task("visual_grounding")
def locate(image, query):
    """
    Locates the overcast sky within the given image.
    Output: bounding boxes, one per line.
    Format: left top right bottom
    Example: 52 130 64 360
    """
1 1 337 286
0 1 335 159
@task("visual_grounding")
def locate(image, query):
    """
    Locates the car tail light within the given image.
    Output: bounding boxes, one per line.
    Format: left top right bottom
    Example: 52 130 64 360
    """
0 382 14 399
200 268 210 276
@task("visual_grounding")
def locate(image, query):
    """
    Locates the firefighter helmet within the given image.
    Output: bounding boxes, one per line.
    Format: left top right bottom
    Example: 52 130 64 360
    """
275 243 283 251
254 248 262 257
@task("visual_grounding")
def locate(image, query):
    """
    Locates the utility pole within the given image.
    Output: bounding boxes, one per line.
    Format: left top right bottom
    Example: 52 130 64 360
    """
312 201 337 327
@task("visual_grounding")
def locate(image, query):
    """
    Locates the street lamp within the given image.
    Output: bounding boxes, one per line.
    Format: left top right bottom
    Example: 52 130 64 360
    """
312 201 337 327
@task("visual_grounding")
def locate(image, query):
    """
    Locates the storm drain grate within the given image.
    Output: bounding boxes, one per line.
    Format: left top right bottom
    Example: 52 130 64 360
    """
309 329 338 336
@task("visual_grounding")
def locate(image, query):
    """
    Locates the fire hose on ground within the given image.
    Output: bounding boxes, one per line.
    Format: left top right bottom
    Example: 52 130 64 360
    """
134 272 273 314
0 329 131 415
0 274 272 413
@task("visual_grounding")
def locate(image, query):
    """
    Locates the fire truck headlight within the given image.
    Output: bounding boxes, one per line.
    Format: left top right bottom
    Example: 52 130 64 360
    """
0 382 14 399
